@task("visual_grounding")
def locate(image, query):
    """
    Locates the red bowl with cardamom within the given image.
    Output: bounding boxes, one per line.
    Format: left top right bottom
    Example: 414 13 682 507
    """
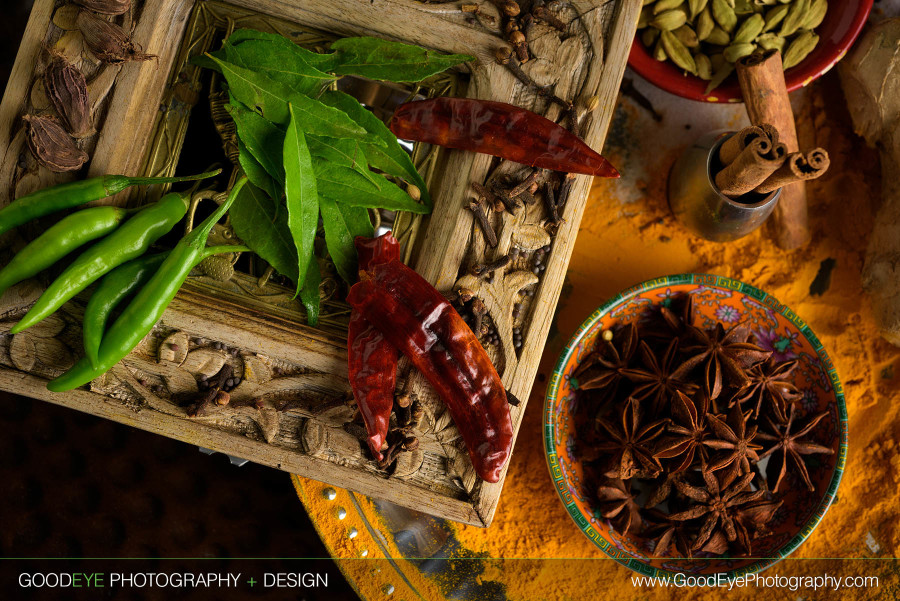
628 0 873 102
543 274 846 578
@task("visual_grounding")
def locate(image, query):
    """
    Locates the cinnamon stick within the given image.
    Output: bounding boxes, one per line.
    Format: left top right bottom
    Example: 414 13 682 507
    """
715 137 787 197
754 149 830 194
719 125 766 165
737 50 809 249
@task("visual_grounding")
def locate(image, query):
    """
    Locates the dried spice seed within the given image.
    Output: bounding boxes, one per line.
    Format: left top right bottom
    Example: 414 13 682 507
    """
76 10 157 64
43 50 92 138
73 0 131 15
22 114 88 172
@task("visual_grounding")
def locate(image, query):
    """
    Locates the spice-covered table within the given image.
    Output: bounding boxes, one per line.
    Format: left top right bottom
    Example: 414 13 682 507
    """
292 60 900 601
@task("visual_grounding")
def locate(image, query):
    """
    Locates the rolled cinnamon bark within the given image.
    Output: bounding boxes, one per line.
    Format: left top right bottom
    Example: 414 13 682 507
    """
754 149 830 193
715 137 786 197
719 125 767 165
737 50 809 249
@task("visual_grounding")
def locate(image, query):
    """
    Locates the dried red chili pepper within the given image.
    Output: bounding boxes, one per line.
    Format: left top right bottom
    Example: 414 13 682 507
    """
389 97 620 178
348 232 400 461
347 259 513 483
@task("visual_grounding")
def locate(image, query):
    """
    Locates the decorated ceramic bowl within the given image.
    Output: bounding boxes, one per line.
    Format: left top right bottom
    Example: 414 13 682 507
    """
543 274 847 578
628 0 873 103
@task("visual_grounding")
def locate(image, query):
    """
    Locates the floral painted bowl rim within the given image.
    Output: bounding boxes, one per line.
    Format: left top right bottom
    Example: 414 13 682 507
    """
542 273 848 578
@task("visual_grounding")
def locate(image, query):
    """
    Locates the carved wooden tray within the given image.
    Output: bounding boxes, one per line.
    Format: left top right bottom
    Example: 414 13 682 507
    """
0 0 640 526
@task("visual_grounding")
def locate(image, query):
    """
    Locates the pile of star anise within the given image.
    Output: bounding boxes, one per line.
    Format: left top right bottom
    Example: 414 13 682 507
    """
574 294 834 558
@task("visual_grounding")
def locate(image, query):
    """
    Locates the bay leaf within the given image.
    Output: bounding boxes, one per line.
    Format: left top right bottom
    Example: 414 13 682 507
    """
301 254 321 326
319 197 373 283
284 103 320 291
328 37 472 82
229 182 299 286
207 54 366 139
237 137 280 201
314 162 429 214
226 29 335 71
225 39 334 96
318 90 429 206
306 135 380 187
227 98 286 185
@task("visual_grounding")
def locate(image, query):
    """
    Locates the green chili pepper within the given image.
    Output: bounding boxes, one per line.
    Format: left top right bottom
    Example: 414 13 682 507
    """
0 206 134 299
0 169 221 237
11 192 190 334
82 252 168 368
48 177 250 392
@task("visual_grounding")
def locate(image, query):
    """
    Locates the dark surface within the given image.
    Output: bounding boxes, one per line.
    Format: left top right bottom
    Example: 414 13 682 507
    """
1 3 357 600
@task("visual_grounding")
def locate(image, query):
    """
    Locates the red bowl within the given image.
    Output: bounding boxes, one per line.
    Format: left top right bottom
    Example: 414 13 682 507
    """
628 1 874 102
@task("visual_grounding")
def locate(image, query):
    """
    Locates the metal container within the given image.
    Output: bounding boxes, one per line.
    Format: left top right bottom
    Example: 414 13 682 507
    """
668 130 781 242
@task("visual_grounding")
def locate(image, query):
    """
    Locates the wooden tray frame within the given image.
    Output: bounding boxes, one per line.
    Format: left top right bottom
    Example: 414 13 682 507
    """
0 0 640 526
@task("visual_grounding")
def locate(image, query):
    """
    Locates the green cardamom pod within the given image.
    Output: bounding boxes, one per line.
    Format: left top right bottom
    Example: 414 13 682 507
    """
733 13 764 43
653 39 669 61
695 53 713 79
696 6 715 40
642 27 661 47
756 32 786 52
643 0 655 5
650 8 689 31
710 52 727 71
763 4 790 31
705 25 731 45
711 0 738 33
654 0 686 14
704 62 735 95
661 29 698 74
673 24 700 48
688 0 709 20
782 30 818 68
638 5 653 28
723 42 756 62
780 0 809 37
803 0 827 30
733 0 756 15
753 0 777 5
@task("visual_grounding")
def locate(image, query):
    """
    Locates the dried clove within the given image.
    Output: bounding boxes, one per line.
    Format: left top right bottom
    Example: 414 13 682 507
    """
474 181 517 214
509 169 541 198
533 1 567 31
467 198 498 247
470 254 512 278
187 363 235 416
22 114 88 172
470 297 488 334
73 0 131 15
489 0 521 16
544 181 561 223
43 50 92 138
76 10 157 64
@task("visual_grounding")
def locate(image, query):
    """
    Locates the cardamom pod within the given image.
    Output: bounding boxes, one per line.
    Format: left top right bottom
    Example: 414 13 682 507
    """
803 0 827 30
673 25 700 48
723 42 756 62
705 26 731 45
732 13 764 43
710 52 727 71
43 50 92 138
779 0 809 37
23 114 88 172
733 0 755 14
688 0 709 19
756 32 786 52
696 6 715 40
695 53 713 79
638 5 652 28
650 8 688 31
711 0 738 33
661 30 698 74
704 61 734 95
653 39 668 61
782 30 818 69
642 27 660 47
643 0 655 5
76 10 157 64
654 0 686 14
72 0 131 15
763 4 790 32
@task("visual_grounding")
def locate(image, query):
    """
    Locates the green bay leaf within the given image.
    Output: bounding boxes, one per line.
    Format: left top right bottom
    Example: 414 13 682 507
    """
226 29 336 71
314 163 429 214
229 183 299 285
236 137 280 201
301 254 321 326
307 135 380 187
328 37 472 82
225 39 334 96
284 104 320 293
319 197 373 283
227 98 286 185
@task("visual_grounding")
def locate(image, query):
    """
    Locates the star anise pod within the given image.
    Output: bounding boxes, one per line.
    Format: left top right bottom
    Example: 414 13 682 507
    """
703 403 763 487
654 390 710 473
730 357 801 422
643 509 695 558
622 339 698 415
596 478 642 535
732 498 783 556
756 404 833 492
595 397 666 479
675 322 772 401
643 471 682 508
642 294 695 344
575 323 639 405
668 471 764 551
